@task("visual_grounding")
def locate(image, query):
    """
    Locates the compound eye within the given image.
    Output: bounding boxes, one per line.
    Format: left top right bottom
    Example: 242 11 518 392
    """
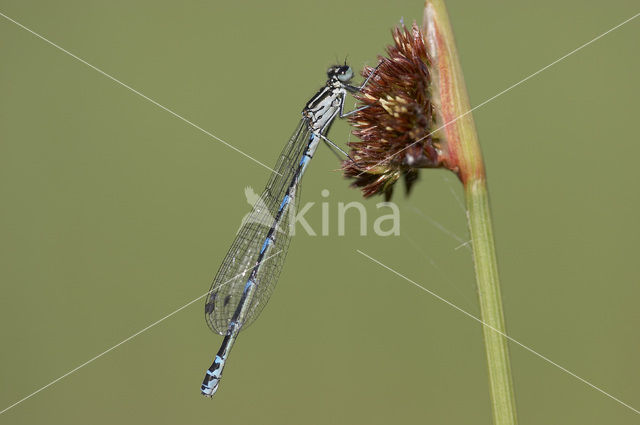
337 66 353 82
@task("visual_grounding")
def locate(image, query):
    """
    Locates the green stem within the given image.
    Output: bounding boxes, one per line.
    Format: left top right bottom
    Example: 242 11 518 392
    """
466 178 518 425
423 1 518 423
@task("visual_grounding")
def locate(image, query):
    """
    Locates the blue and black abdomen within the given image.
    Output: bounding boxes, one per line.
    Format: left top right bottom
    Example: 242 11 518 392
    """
203 121 310 334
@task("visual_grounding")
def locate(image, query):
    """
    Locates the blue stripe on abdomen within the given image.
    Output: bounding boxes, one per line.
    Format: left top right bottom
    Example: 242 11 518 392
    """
243 279 254 293
298 155 310 167
260 238 271 254
279 194 290 212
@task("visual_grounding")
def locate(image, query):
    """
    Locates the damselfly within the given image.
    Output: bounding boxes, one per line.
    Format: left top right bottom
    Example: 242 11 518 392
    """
201 63 377 397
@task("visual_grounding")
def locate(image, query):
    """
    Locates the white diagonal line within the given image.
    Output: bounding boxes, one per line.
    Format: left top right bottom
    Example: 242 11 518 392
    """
409 205 468 248
357 11 640 176
0 250 282 415
0 11 279 175
356 249 640 415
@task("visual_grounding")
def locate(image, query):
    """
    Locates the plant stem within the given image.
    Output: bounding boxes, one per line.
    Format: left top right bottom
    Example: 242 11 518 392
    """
424 1 518 423
466 178 518 425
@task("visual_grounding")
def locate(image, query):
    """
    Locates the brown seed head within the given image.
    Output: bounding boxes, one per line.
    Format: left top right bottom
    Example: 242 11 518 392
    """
343 23 443 200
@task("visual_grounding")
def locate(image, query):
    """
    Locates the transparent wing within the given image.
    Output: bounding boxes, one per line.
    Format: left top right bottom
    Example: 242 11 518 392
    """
204 119 311 335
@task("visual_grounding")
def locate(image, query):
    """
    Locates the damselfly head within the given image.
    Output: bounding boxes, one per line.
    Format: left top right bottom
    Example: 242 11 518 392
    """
327 65 353 83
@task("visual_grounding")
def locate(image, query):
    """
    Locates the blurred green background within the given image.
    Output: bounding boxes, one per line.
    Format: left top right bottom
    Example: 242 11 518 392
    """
1 1 638 423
